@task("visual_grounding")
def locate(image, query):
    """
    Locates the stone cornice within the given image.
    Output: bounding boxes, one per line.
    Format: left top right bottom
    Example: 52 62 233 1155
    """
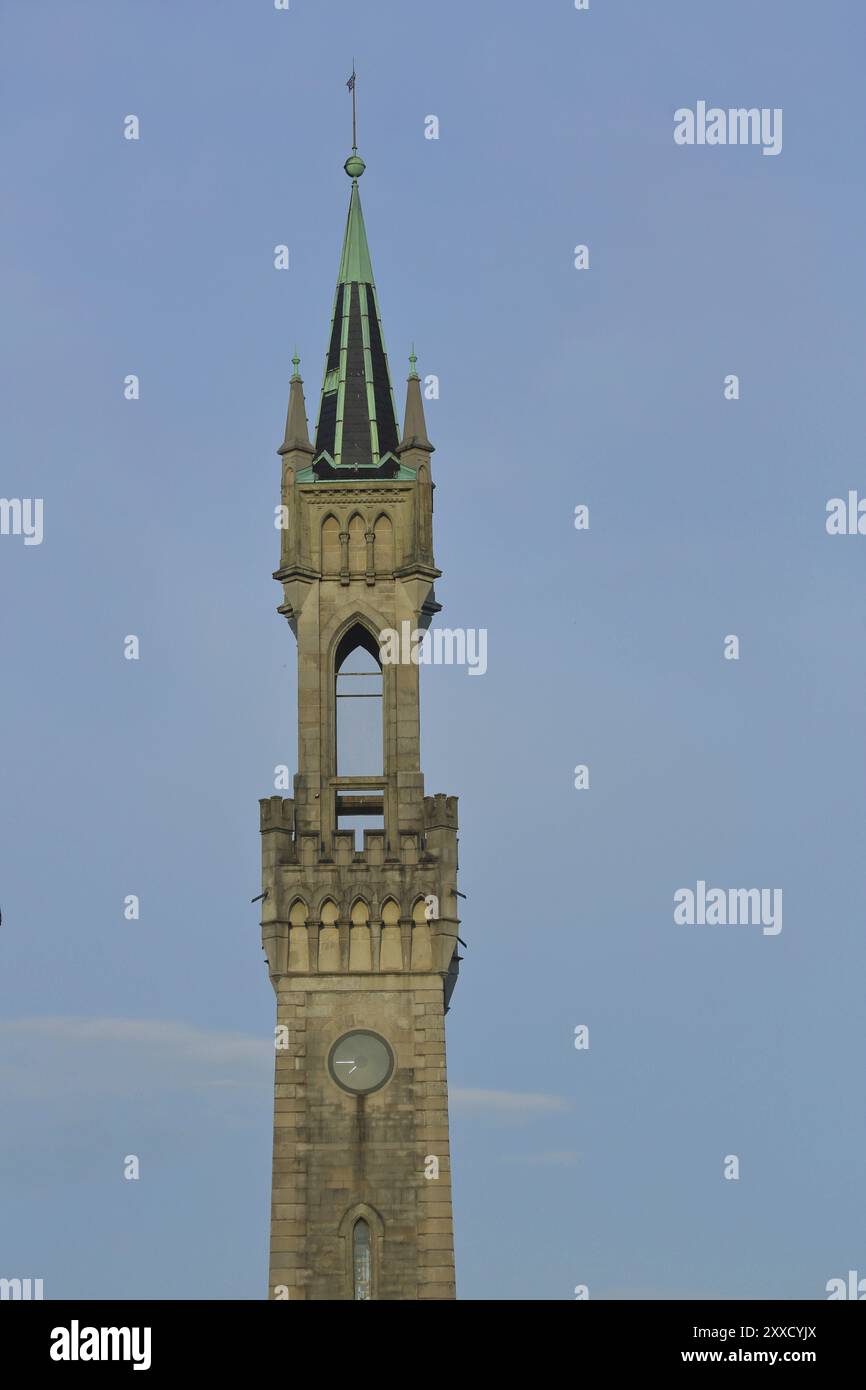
298 484 414 503
272 564 318 583
393 562 441 582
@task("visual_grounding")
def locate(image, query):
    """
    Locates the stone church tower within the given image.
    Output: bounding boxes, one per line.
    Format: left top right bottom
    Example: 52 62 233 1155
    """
259 147 460 1300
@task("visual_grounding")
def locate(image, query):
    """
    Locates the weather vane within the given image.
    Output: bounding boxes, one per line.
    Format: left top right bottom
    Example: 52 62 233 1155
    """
346 63 357 152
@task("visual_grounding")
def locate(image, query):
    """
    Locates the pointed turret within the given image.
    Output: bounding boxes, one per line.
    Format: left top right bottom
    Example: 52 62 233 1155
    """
312 153 400 477
279 354 314 457
398 350 433 453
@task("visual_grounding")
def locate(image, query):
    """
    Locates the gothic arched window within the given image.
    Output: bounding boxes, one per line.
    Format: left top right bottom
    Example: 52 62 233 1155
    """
335 626 383 777
353 1219 372 1300
338 1202 383 1300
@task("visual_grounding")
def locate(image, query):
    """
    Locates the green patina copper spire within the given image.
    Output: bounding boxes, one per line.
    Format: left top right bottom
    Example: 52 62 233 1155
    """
336 160 374 285
308 144 405 479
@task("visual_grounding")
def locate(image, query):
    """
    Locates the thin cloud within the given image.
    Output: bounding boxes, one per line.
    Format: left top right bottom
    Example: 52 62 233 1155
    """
450 1087 570 1116
0 1016 271 1102
0 1023 570 1124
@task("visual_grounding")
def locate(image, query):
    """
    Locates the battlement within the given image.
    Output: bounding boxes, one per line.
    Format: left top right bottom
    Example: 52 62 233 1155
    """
260 795 295 832
259 794 458 867
258 794 461 992
424 793 458 830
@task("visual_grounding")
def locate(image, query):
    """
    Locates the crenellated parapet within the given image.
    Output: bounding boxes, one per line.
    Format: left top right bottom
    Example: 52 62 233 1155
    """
259 794 460 994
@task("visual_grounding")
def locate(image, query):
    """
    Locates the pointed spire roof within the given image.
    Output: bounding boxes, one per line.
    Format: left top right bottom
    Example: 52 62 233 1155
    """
337 172 374 285
398 349 433 453
278 354 313 455
312 154 401 477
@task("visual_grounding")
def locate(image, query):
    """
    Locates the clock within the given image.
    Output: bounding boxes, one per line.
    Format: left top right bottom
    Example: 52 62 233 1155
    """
328 1030 394 1095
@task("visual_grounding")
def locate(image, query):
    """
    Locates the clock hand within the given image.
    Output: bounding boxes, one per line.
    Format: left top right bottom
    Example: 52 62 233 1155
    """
336 1059 357 1074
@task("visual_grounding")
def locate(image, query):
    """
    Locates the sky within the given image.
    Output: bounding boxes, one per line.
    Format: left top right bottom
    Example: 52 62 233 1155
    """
1 0 865 1301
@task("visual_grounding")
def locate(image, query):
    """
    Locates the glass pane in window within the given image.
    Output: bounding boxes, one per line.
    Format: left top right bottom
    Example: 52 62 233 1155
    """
353 1219 372 1300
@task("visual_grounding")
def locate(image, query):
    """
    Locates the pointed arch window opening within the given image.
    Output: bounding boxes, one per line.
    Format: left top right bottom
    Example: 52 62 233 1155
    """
335 625 385 845
352 1218 372 1300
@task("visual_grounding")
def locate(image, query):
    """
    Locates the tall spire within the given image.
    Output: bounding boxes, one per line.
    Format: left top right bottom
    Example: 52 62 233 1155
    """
312 146 400 477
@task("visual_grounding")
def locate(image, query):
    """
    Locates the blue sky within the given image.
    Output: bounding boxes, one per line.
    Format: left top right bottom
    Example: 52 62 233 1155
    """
1 0 865 1299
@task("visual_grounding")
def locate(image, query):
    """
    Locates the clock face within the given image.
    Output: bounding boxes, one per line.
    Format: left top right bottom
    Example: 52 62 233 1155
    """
329 1030 394 1095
